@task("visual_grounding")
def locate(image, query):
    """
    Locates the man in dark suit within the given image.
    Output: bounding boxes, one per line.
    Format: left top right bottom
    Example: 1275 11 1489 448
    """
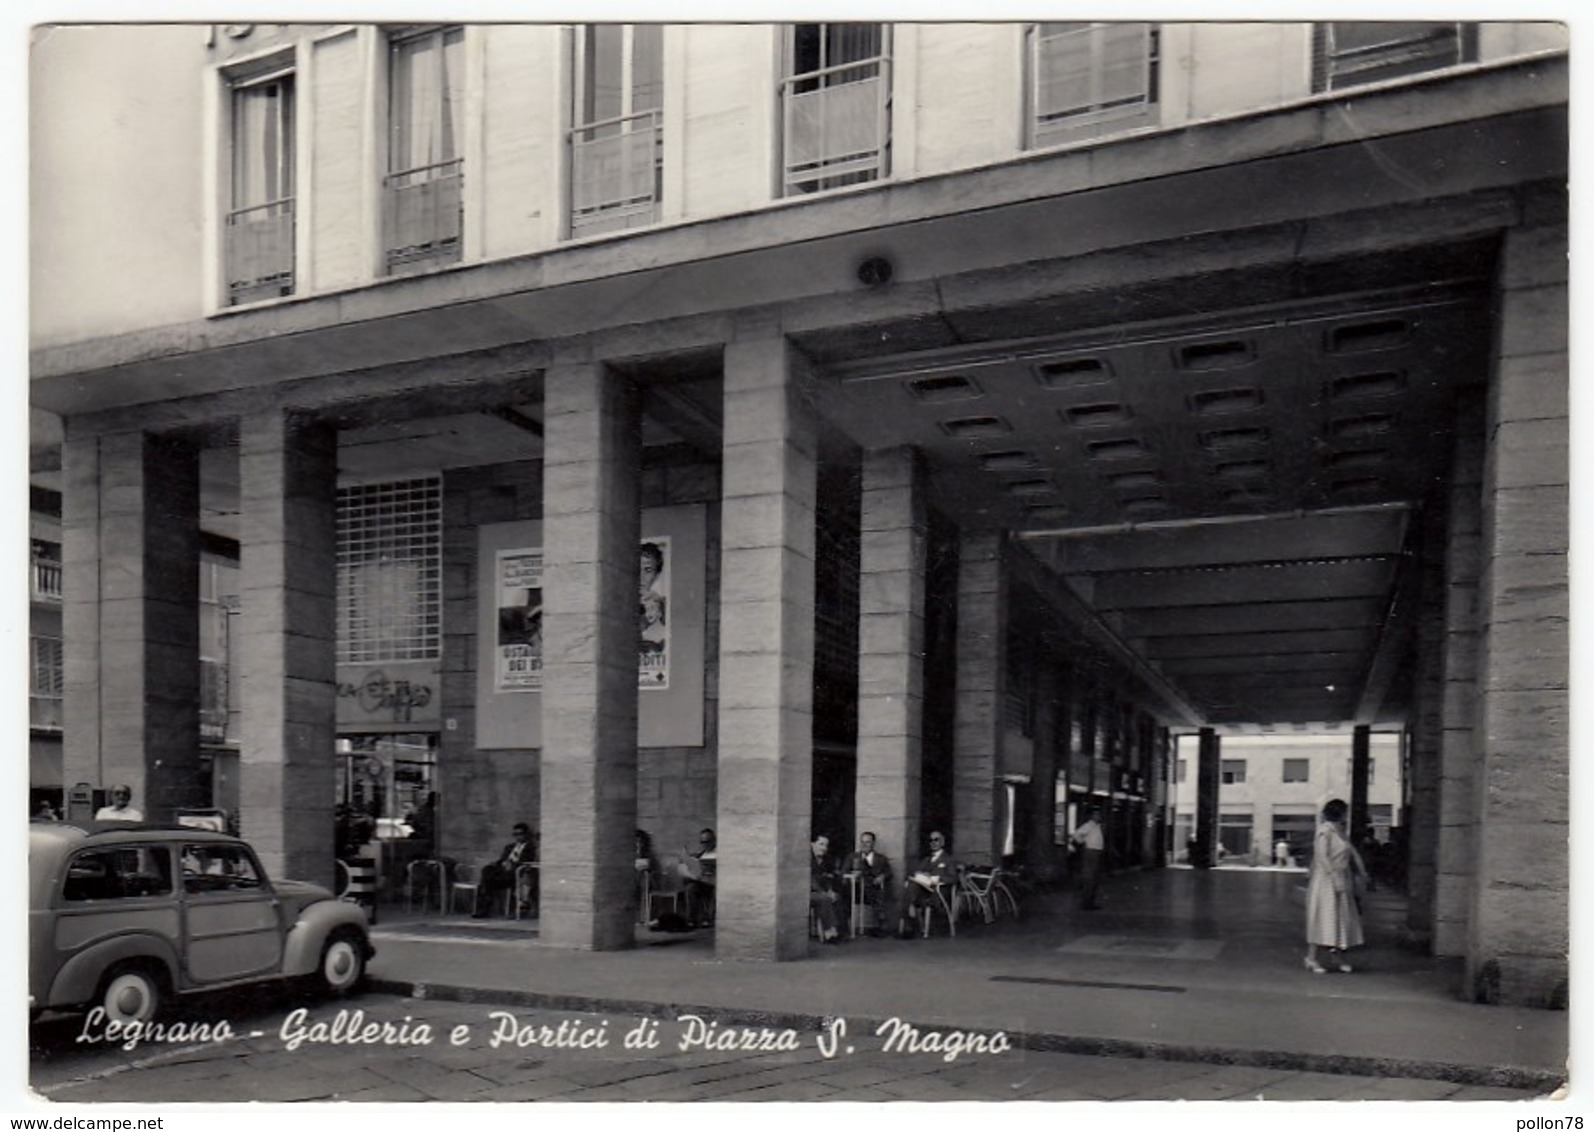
474 822 536 918
897 831 958 938
845 830 895 936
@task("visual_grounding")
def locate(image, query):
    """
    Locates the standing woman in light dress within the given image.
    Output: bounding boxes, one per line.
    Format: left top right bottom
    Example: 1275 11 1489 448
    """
1304 798 1368 974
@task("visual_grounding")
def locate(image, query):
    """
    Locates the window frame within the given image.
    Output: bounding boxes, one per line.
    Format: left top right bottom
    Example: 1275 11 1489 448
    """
221 51 298 306
778 22 893 197
567 24 666 239
1025 22 1161 150
382 24 467 275
1312 22 1478 93
1220 758 1247 786
1281 758 1310 784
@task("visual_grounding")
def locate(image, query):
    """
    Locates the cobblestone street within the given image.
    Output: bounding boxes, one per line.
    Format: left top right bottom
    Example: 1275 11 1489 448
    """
28 992 1546 1104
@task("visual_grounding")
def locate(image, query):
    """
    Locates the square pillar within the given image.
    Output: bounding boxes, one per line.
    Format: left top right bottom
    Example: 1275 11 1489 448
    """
1467 214 1569 1007
1194 728 1220 869
1434 396 1485 956
716 337 817 961
540 362 642 951
238 412 338 888
61 429 203 822
952 531 1005 864
855 447 926 872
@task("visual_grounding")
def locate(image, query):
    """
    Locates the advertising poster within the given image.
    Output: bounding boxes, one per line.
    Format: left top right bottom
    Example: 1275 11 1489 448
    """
496 549 543 692
495 539 671 692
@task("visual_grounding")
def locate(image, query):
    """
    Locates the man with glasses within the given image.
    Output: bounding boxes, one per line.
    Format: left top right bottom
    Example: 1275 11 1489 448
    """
682 828 717 928
95 784 143 823
897 831 958 939
474 821 537 918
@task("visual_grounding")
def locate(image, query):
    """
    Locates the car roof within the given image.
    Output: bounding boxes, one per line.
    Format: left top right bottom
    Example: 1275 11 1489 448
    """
29 823 252 900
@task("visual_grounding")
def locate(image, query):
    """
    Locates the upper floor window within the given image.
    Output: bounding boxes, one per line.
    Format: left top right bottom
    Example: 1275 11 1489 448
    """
225 61 296 305
781 23 891 196
569 24 664 239
30 635 64 732
1220 759 1246 785
1027 23 1159 149
1282 758 1310 783
30 539 62 603
384 26 464 275
1313 23 1477 92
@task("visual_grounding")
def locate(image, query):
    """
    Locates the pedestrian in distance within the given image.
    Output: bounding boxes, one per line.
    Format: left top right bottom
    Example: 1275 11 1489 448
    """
1070 805 1105 910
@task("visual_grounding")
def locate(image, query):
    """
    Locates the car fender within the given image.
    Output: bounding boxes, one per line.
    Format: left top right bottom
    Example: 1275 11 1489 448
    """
281 899 371 977
48 933 179 1009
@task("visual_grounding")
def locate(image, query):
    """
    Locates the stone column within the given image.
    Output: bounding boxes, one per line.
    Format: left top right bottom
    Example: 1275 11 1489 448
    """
238 412 338 889
540 362 642 951
1194 728 1220 869
61 430 203 822
952 531 1005 865
1349 725 1371 840
855 447 926 874
1404 494 1448 945
716 337 817 960
1434 398 1485 956
1466 209 1569 1007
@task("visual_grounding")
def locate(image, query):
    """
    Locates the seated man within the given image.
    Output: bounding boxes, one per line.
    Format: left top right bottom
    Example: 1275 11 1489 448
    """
898 831 958 938
845 830 894 936
809 834 844 943
682 828 717 928
474 822 536 918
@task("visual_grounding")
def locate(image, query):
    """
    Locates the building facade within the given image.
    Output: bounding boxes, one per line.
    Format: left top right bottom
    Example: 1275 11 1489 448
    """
30 22 1567 1002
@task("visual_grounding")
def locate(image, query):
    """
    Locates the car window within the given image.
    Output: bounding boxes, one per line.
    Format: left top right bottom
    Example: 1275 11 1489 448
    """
62 846 174 901
182 843 265 894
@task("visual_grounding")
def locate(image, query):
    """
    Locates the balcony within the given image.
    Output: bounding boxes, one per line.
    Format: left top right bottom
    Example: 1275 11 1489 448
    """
781 57 891 195
30 694 63 732
31 556 62 603
569 109 663 239
224 197 295 305
383 159 463 275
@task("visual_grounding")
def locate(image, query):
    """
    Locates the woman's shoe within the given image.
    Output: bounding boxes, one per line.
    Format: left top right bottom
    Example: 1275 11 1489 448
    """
1333 960 1353 973
1303 957 1327 974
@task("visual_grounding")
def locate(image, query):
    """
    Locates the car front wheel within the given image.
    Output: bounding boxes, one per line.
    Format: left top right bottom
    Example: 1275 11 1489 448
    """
98 965 164 1025
316 928 367 996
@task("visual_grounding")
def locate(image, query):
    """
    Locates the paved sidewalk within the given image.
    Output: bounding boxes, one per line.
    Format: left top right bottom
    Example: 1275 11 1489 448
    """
366 866 1569 1094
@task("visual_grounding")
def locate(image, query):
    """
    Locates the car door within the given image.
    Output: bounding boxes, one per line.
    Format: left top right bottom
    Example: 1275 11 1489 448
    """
180 842 285 983
52 844 181 981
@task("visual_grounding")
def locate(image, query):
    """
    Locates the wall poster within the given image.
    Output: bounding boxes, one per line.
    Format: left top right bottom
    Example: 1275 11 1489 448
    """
494 537 673 693
476 505 706 749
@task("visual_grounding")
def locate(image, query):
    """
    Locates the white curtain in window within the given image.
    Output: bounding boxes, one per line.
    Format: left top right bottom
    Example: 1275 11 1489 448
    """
391 30 462 174
231 80 290 209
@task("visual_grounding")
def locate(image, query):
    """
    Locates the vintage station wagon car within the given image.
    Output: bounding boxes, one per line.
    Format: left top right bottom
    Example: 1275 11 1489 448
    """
29 822 374 1024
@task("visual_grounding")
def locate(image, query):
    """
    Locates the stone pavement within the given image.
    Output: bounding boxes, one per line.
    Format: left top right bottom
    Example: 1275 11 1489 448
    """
28 994 1547 1103
366 866 1571 1095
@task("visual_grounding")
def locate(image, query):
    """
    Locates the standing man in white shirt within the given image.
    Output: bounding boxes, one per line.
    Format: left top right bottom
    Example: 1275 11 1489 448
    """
95 784 144 823
1070 805 1106 910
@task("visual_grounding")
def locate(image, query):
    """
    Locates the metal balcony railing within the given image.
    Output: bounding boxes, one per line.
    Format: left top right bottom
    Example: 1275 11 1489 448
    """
383 158 463 274
781 56 891 195
224 197 295 304
31 556 62 603
569 108 663 238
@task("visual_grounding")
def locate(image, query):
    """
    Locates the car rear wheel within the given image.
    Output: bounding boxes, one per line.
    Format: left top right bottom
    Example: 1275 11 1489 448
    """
316 928 367 996
98 964 164 1025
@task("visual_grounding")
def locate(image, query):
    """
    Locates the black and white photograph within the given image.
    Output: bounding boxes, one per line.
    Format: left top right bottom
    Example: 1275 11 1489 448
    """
16 3 1577 1122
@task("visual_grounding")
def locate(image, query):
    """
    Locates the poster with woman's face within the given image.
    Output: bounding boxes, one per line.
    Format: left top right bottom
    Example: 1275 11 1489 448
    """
496 539 671 693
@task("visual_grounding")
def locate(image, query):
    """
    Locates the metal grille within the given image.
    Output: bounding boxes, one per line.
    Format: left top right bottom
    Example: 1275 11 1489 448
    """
337 478 442 664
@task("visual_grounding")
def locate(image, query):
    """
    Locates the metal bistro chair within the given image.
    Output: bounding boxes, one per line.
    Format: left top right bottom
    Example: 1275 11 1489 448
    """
510 861 539 920
916 874 963 938
406 857 448 915
449 862 481 915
